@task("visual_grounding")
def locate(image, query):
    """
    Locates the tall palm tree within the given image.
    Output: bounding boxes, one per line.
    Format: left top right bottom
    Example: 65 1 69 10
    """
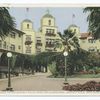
0 7 15 38
54 29 80 54
83 7 100 39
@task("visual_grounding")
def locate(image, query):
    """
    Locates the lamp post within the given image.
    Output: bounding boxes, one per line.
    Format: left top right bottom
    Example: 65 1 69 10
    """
63 51 68 84
6 52 13 91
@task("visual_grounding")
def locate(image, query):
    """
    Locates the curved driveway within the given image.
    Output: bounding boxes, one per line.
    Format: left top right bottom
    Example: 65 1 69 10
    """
0 73 100 91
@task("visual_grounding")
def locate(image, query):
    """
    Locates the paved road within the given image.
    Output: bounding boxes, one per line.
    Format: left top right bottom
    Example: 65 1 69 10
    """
0 73 100 91
0 73 64 91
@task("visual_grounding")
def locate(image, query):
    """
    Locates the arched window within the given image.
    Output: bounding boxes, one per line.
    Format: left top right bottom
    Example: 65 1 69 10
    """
27 24 29 29
48 20 51 26
74 29 76 33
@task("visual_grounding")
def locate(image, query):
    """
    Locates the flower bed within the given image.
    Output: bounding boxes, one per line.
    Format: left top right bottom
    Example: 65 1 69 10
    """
63 81 100 91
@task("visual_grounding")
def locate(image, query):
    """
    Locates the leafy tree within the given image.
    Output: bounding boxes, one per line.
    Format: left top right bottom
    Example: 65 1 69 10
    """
11 55 17 70
14 54 24 72
48 62 58 77
83 7 100 39
0 53 8 66
33 52 56 72
85 53 100 72
52 29 80 76
14 54 35 74
0 7 15 38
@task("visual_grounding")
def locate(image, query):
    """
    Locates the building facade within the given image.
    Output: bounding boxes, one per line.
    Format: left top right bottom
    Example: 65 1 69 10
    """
1 10 100 78
0 29 25 57
0 11 62 57
0 11 100 57
21 19 36 55
67 25 100 53
79 33 100 52
36 12 62 53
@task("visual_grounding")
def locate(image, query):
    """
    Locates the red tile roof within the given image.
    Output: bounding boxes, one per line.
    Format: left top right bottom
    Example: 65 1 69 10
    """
79 33 93 39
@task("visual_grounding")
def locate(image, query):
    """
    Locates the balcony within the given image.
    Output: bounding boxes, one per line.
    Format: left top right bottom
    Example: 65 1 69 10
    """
45 43 54 48
36 43 42 46
25 40 32 45
45 33 56 37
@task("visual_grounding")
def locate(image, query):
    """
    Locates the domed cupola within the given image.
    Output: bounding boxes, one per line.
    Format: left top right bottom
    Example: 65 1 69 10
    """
42 13 54 19
21 19 33 31
22 19 32 23
41 10 55 27
68 24 78 28
68 24 78 33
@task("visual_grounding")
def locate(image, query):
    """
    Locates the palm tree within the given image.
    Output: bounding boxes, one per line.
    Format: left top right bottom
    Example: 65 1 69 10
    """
83 7 100 39
54 29 80 54
0 7 15 38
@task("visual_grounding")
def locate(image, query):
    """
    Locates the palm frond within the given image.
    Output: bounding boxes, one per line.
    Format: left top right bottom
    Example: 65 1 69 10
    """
57 32 65 40
53 40 63 51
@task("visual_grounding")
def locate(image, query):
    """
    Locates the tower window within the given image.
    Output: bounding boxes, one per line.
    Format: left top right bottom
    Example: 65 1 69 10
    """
18 45 21 50
27 24 29 29
18 34 21 37
74 29 76 33
48 20 51 26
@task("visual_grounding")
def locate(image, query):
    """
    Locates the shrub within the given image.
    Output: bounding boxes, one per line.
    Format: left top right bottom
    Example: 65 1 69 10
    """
48 62 58 77
79 70 89 74
63 81 100 91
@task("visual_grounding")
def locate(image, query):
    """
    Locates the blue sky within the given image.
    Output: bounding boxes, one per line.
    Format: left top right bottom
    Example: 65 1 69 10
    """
9 7 89 33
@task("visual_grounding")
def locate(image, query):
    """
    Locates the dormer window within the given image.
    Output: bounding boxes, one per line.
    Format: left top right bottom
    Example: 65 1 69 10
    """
48 20 51 26
27 24 29 29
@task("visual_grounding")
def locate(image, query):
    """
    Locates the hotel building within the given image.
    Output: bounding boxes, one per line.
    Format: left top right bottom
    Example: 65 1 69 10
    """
0 11 99 57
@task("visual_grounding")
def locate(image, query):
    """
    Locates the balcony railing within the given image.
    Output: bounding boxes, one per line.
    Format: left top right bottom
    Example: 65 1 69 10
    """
25 40 32 45
45 43 54 48
45 33 56 37
36 43 42 46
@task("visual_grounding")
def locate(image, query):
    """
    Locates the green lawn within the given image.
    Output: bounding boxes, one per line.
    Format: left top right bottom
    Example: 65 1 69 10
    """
68 74 100 78
48 74 100 78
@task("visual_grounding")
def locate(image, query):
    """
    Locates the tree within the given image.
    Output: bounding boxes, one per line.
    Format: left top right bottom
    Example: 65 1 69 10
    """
33 52 56 72
83 7 100 39
47 49 90 76
47 29 80 76
0 7 15 38
0 53 8 66
55 29 80 53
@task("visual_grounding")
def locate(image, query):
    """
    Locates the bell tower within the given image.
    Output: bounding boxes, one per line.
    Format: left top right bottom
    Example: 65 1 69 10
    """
21 19 33 31
21 8 36 55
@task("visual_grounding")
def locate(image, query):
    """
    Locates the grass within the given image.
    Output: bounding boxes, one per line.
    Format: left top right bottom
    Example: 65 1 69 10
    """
48 74 100 78
48 75 64 78
68 74 100 78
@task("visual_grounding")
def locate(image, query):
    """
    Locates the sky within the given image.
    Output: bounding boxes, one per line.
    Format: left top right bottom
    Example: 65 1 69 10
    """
9 7 89 33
